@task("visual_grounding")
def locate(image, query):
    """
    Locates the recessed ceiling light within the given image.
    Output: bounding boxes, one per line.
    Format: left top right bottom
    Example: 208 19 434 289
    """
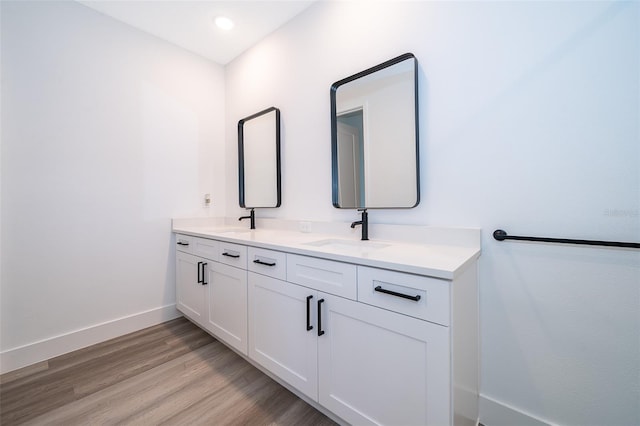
214 16 234 31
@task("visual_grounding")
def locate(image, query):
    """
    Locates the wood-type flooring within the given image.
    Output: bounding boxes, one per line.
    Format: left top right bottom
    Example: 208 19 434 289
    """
0 317 336 425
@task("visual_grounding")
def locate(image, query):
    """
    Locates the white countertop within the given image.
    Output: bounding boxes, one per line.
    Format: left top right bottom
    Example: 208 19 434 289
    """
172 218 480 280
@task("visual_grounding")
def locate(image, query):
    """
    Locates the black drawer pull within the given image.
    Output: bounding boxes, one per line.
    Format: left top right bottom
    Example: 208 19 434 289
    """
306 295 313 331
201 263 208 285
222 252 240 258
317 299 325 336
177 241 189 246
374 286 421 302
197 262 203 283
253 259 276 267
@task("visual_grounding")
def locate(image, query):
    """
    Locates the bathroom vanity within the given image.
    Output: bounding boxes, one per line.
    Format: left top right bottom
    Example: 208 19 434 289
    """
173 218 480 426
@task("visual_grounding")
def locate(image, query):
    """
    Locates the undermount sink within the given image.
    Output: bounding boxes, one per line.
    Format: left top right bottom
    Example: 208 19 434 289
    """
203 227 252 234
303 238 390 253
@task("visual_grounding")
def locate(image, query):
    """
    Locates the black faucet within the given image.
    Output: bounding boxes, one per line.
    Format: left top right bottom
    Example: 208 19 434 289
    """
350 209 369 240
239 208 255 229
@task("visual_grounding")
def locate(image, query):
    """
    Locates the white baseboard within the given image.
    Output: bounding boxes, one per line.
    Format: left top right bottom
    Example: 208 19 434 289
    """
479 394 552 426
0 304 181 374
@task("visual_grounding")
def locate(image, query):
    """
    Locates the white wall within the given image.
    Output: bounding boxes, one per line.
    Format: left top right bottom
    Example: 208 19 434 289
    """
0 1 226 371
225 2 639 425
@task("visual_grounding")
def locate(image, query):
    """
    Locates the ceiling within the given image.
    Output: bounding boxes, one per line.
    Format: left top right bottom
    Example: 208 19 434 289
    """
77 1 317 65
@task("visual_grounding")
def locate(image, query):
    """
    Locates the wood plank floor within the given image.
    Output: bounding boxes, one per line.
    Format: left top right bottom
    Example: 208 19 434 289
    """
0 317 337 426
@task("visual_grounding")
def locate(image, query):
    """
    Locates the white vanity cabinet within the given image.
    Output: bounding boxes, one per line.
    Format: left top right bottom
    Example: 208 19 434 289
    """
248 272 319 400
175 234 249 355
248 271 448 426
175 251 207 326
286 255 452 425
175 235 211 328
206 261 248 355
246 246 321 398
249 251 460 426
317 293 450 426
174 229 479 426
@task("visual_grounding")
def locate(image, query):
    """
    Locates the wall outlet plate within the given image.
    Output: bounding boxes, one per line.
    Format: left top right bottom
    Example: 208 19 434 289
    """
299 221 311 233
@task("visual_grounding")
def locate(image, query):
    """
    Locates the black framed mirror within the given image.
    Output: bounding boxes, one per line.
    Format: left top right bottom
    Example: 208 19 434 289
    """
330 53 419 209
238 107 281 208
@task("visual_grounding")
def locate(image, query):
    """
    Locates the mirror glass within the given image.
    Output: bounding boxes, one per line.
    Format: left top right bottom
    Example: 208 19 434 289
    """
238 107 281 208
331 53 419 209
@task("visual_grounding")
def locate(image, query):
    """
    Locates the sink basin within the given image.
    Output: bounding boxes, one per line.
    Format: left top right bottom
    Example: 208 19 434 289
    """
303 238 389 253
203 227 252 234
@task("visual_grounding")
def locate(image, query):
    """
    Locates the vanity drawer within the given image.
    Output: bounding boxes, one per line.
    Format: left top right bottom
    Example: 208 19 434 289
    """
218 241 248 269
287 254 356 300
192 237 219 261
175 234 193 254
357 266 450 326
248 247 286 280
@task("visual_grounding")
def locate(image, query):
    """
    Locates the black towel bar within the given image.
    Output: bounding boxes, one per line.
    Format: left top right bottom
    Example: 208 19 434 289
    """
493 229 640 249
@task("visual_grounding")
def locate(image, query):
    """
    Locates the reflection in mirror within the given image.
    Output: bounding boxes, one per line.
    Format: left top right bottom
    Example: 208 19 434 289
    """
238 107 281 208
331 53 419 209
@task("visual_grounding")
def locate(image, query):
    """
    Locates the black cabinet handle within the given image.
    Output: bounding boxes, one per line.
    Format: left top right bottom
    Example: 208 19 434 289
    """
253 259 276 267
317 299 325 336
201 263 208 285
197 261 203 283
374 286 421 302
177 241 189 246
306 295 313 331
222 252 240 258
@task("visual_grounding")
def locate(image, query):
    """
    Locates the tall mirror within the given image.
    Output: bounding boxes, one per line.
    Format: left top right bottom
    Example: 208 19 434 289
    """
331 53 419 209
238 107 281 208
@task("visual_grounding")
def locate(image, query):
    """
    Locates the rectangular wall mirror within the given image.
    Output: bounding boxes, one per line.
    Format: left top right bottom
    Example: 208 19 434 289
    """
330 53 419 209
238 107 281 208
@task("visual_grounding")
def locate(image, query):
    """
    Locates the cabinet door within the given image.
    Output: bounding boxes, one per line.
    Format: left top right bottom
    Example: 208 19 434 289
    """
206 262 248 355
318 293 451 426
176 251 206 326
248 272 318 401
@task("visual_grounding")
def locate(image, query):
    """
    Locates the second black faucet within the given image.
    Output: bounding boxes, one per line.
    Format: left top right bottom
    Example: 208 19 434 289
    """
350 209 369 240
